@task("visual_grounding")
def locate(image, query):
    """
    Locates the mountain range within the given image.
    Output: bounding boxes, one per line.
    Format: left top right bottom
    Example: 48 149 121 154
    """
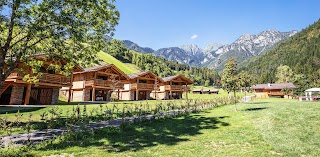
122 29 298 71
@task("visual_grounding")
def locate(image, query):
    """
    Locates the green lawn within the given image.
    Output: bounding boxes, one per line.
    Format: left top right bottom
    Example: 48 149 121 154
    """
2 98 320 156
97 51 140 74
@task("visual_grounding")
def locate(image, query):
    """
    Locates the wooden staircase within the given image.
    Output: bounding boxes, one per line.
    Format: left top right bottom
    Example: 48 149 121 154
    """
0 82 12 95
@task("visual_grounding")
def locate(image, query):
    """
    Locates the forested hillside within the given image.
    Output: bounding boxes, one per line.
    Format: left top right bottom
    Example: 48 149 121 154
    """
241 19 320 94
105 39 221 86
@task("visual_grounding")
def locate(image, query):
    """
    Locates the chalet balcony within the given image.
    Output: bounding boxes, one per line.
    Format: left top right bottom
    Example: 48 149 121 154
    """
164 85 190 91
85 79 124 89
7 72 71 86
130 83 154 90
268 92 290 96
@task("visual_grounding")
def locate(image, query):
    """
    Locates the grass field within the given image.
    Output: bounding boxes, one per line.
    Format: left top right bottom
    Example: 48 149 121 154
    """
97 51 141 74
3 98 319 156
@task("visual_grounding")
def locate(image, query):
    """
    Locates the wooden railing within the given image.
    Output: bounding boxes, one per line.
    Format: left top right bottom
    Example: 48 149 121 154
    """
7 72 71 86
39 73 71 85
85 79 124 89
268 92 286 96
164 85 190 91
130 83 154 90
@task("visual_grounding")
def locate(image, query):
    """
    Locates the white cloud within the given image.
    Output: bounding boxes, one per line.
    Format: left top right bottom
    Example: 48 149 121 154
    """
190 34 198 39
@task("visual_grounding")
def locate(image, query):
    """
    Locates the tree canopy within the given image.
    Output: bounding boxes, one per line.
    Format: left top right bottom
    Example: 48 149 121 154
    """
221 58 238 92
0 0 120 89
275 65 294 83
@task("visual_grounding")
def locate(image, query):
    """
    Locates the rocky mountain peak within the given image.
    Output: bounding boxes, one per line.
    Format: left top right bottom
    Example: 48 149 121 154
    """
179 44 202 55
203 43 224 54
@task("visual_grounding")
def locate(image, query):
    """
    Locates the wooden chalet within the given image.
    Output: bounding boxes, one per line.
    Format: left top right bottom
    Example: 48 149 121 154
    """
154 74 193 100
253 83 296 98
0 54 83 105
62 64 129 102
119 71 163 100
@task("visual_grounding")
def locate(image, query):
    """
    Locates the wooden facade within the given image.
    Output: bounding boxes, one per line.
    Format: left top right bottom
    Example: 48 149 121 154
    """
253 83 295 98
62 64 129 102
153 74 193 100
119 71 163 100
0 54 83 105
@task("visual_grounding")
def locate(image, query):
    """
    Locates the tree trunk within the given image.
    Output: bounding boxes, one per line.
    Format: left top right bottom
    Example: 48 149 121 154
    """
0 79 3 99
244 87 247 102
234 90 237 111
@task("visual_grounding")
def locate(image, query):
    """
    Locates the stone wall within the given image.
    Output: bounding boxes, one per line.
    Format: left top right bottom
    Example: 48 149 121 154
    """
9 85 24 105
83 89 91 101
146 91 151 100
51 88 59 104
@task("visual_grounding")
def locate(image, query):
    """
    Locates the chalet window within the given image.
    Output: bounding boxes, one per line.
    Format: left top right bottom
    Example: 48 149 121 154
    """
139 80 147 83
258 90 263 92
40 67 47 73
97 75 108 80
172 82 179 85
48 69 55 74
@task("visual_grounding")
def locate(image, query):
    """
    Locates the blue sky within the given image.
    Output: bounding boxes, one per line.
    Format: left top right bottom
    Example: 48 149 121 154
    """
113 0 320 50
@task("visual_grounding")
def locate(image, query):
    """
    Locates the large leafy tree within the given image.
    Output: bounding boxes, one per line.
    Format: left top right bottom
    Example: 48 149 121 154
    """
221 58 239 110
0 0 119 94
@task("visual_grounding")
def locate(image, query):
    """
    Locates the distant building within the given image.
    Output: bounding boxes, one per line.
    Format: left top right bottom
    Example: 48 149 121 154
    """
252 83 295 98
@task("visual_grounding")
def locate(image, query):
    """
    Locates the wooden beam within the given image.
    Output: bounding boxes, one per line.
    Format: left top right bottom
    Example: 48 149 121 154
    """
186 84 188 100
92 88 95 101
68 74 73 104
170 81 172 100
136 89 139 101
117 89 120 100
24 84 31 105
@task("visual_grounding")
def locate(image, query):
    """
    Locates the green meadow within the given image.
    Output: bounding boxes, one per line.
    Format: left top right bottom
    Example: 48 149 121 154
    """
1 98 320 156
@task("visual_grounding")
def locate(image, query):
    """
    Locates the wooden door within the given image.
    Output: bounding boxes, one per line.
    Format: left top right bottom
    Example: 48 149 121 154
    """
139 91 147 100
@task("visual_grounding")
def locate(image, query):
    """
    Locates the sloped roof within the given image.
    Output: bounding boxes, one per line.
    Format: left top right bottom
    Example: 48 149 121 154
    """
305 88 320 92
82 64 112 72
5 53 84 72
74 64 129 80
127 71 163 82
162 74 193 84
253 83 296 90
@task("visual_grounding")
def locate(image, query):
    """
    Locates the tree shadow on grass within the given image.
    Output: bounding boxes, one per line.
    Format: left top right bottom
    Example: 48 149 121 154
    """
244 107 268 111
246 102 270 104
38 114 230 153
0 106 45 114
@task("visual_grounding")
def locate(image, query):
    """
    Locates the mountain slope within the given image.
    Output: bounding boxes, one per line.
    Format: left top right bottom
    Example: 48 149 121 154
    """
206 30 297 71
97 51 141 74
241 19 320 93
123 40 154 54
153 45 205 66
